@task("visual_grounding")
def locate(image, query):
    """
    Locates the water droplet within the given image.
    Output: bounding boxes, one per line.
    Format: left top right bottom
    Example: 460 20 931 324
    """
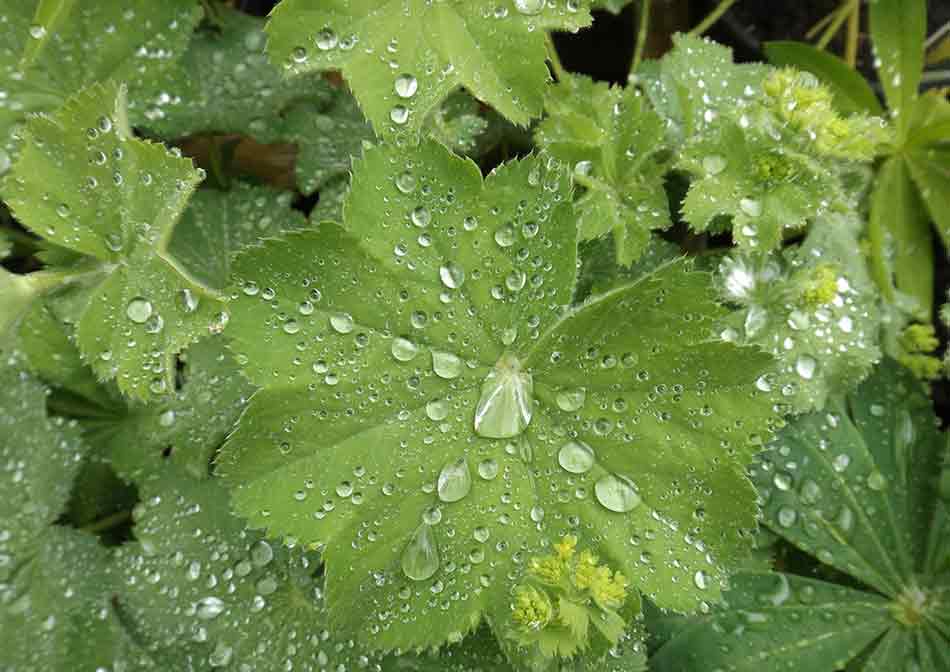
315 28 337 50
530 506 545 523
772 471 793 491
28 24 46 39
126 297 153 324
832 454 851 472
396 171 416 193
437 458 472 502
702 155 726 175
439 263 465 289
329 312 354 334
144 314 164 334
776 506 797 528
209 641 233 667
594 474 641 512
402 524 439 581
180 289 199 313
394 73 418 98
739 198 762 218
513 0 545 15
432 350 462 379
477 458 499 480
390 105 409 125
473 354 533 438
555 388 586 412
795 355 817 380
867 470 887 491
391 337 419 362
196 596 226 619
558 440 595 474
249 540 273 567
425 399 449 421
693 570 708 590
493 224 516 248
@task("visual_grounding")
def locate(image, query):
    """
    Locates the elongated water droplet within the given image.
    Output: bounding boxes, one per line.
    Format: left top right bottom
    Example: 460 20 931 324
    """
594 474 641 512
437 458 472 502
555 388 586 412
249 540 273 567
196 596 226 619
513 0 544 14
473 354 533 438
402 523 439 581
558 440 595 474
432 350 462 379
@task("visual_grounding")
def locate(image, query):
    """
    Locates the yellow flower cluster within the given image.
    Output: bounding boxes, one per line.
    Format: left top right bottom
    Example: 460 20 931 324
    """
512 585 553 630
800 264 839 307
762 68 890 161
898 323 942 381
526 535 628 609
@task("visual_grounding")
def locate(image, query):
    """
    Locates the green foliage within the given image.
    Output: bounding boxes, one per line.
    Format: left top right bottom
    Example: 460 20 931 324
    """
652 360 950 671
1 1 948 670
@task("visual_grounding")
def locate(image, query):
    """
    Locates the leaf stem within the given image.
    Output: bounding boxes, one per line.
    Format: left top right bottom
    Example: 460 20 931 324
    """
688 0 738 37
632 0 652 72
816 0 855 51
545 33 567 82
80 509 132 534
844 1 860 67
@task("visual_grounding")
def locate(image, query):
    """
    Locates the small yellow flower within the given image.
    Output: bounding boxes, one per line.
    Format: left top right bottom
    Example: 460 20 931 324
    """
512 585 553 631
590 569 628 609
801 264 839 307
529 556 563 584
554 535 577 561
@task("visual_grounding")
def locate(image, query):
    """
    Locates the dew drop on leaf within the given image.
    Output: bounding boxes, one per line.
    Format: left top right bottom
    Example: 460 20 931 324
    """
437 458 472 503
795 355 817 380
425 399 449 421
555 387 586 412
431 350 462 379
329 312 354 334
438 262 465 289
391 337 419 362
739 197 762 217
196 596 226 619
394 73 418 98
558 440 595 474
402 523 439 581
513 0 545 15
473 354 533 438
249 540 273 567
126 297 153 324
477 458 499 480
593 474 641 512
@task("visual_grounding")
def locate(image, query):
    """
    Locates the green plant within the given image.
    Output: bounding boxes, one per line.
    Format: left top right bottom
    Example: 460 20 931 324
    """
0 1 947 671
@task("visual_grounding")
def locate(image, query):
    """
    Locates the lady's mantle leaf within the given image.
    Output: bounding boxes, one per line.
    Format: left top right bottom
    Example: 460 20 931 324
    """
218 140 779 651
535 73 672 266
3 83 224 399
264 0 593 138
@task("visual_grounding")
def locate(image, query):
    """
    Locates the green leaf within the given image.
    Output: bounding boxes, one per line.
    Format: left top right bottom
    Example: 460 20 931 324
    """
426 89 492 157
869 0 927 140
0 0 201 160
870 156 932 318
715 214 883 412
131 5 330 139
264 0 593 138
753 359 945 595
116 465 383 672
639 34 766 144
169 183 308 291
905 147 950 253
218 139 780 652
764 41 883 115
3 82 225 399
651 571 893 672
535 73 672 266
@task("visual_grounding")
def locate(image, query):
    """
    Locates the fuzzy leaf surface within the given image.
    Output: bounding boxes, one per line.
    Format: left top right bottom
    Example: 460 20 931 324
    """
264 0 593 138
3 83 222 399
218 140 779 651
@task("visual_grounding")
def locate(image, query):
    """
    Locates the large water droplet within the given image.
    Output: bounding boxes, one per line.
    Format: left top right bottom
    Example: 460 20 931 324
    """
477 458 499 480
329 312 354 334
426 399 449 421
391 337 419 362
394 73 418 98
795 355 817 380
126 297 153 324
432 350 462 379
249 540 273 567
594 474 641 512
402 523 439 581
196 596 226 619
557 440 595 474
555 388 586 412
513 0 545 15
473 354 533 438
437 458 472 502
439 263 465 289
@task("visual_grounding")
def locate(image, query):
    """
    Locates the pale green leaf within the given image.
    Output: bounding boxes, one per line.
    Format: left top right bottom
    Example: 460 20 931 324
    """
869 0 926 140
905 147 950 255
218 140 779 652
764 40 883 115
535 73 672 265
3 82 225 399
264 0 593 138
116 465 383 672
426 89 491 157
0 0 201 160
650 572 893 672
169 182 307 291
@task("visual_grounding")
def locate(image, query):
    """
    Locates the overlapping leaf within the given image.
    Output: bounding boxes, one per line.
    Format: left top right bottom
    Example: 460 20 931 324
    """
0 0 200 162
218 139 780 653
264 0 593 138
536 73 672 266
3 82 222 399
652 360 950 671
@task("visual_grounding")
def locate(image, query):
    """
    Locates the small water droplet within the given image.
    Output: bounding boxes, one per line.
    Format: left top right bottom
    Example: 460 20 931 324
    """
477 458 499 480
126 297 153 324
557 440 595 474
513 0 545 15
391 337 419 362
329 312 354 334
795 355 817 380
196 596 226 619
432 350 462 379
739 198 762 218
439 263 465 289
394 73 418 98
249 540 273 567
555 388 586 412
